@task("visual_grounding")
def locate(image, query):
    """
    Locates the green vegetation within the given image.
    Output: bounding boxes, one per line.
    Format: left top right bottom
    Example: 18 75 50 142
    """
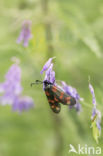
0 0 103 155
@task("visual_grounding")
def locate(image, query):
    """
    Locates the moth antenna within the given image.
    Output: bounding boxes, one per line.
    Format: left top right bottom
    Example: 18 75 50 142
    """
30 80 43 87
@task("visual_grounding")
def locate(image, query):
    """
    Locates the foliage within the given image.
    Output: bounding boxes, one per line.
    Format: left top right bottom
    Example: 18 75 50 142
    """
0 0 103 156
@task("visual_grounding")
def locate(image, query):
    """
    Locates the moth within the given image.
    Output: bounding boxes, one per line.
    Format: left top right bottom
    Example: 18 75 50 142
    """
31 80 76 113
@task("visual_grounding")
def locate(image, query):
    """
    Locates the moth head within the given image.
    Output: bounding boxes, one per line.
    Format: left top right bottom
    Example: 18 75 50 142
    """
31 80 52 87
43 80 52 88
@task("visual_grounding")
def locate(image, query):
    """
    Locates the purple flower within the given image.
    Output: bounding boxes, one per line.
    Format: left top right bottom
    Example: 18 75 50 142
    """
89 83 101 134
0 57 34 113
40 57 55 74
12 96 34 113
17 20 32 47
89 83 96 106
62 81 83 112
40 58 56 89
0 60 22 105
44 63 55 83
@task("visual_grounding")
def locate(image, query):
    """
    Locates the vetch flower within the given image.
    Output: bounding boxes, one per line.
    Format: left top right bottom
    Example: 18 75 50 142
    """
40 57 55 74
17 20 32 47
12 96 34 113
40 58 56 89
44 63 55 83
0 57 34 113
62 81 82 112
0 59 22 105
89 83 96 106
50 71 55 84
89 82 101 143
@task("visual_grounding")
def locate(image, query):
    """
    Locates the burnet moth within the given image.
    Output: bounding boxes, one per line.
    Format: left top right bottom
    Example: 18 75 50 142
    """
31 80 76 113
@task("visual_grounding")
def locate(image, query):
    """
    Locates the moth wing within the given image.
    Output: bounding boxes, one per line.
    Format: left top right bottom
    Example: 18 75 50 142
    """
51 85 76 106
48 101 61 113
45 89 61 113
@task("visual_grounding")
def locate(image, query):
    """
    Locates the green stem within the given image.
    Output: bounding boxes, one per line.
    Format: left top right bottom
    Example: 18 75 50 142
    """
52 114 63 156
41 0 63 156
41 0 54 58
82 101 92 109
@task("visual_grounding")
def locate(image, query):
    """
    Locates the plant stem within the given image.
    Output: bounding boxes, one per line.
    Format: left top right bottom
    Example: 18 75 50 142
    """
41 0 63 156
52 114 63 156
41 0 54 58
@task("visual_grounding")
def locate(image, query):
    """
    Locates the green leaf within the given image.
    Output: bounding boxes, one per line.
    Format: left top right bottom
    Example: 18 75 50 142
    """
91 121 101 144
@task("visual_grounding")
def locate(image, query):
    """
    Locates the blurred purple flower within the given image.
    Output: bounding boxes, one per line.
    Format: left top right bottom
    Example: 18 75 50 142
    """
89 83 96 106
62 81 83 112
0 57 34 112
17 20 32 47
0 61 22 105
89 83 101 133
12 96 34 113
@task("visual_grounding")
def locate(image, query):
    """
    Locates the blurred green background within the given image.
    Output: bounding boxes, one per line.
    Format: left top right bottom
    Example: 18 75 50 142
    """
0 0 103 155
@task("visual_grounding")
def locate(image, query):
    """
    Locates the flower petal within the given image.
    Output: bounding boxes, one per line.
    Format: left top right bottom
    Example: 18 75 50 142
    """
12 96 34 112
40 57 55 74
89 83 96 106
